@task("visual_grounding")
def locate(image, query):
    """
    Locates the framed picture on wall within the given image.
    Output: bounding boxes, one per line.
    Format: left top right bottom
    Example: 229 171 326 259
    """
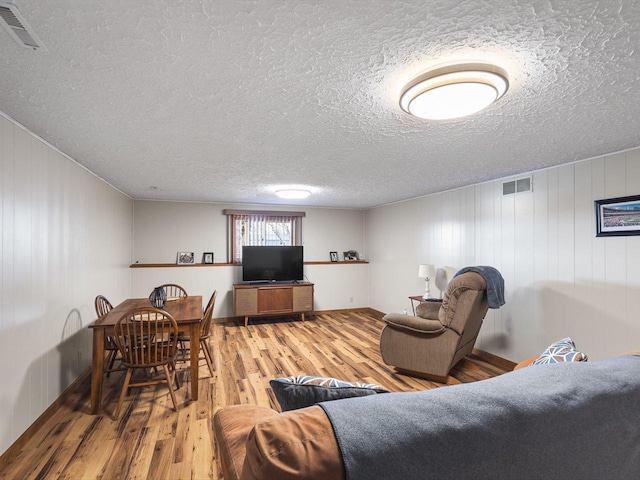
177 251 195 264
595 194 640 237
330 251 339 262
202 252 214 264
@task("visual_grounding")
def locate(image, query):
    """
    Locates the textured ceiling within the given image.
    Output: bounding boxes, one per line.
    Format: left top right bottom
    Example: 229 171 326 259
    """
1 0 639 208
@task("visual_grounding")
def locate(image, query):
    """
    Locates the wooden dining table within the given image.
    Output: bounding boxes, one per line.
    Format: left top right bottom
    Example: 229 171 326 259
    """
88 296 203 415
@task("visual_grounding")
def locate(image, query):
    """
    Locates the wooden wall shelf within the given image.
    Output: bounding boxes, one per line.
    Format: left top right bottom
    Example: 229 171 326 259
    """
131 261 369 268
304 261 369 265
130 263 235 268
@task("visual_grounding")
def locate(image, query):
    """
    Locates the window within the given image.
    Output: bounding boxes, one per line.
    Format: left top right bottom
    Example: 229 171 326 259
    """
224 209 305 263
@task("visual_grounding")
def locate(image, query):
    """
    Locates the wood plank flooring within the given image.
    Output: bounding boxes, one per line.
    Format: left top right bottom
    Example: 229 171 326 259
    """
0 309 509 479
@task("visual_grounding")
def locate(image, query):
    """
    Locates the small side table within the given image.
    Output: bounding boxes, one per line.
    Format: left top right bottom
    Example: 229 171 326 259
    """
408 295 442 315
408 295 426 315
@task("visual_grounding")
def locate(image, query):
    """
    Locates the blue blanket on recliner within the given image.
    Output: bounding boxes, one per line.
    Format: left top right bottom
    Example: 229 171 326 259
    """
454 265 505 308
320 356 640 480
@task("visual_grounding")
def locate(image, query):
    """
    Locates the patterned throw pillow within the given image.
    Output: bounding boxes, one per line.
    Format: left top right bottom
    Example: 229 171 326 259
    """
269 375 390 411
531 337 588 366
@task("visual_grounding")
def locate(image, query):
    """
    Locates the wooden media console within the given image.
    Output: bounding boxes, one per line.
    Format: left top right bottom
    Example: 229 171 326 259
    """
233 282 314 326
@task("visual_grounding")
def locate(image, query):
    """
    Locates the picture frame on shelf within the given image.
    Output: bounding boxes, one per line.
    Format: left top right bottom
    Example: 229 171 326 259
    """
595 194 640 237
330 251 339 262
343 250 359 261
177 251 195 264
202 252 214 264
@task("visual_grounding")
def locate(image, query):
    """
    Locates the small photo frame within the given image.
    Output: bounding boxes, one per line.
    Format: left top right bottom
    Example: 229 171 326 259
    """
177 251 195 264
202 252 214 264
330 251 339 262
343 250 359 261
595 195 640 237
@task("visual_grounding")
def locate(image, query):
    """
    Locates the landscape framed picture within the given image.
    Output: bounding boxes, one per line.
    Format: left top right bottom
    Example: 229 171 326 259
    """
595 194 640 237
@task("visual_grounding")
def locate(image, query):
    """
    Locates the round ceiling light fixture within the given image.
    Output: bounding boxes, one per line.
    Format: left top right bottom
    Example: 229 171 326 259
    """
399 63 509 120
275 189 311 199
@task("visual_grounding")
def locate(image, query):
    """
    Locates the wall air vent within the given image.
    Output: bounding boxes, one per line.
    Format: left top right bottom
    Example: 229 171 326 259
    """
0 2 43 50
502 176 532 196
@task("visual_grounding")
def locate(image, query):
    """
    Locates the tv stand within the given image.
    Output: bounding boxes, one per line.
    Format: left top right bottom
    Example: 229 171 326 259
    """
233 282 314 327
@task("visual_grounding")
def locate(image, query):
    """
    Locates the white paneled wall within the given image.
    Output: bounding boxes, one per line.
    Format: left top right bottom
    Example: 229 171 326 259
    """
0 114 133 455
367 150 640 363
133 201 366 264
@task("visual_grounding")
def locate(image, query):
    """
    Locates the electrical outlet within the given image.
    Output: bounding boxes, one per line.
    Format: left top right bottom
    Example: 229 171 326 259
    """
349 296 354 303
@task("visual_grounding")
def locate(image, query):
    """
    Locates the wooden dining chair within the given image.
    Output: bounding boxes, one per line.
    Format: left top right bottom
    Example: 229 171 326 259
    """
112 307 181 420
148 284 188 300
95 295 123 377
176 290 217 376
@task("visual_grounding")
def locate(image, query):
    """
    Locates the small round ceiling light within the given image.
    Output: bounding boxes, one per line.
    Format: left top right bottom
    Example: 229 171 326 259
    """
275 189 311 199
400 63 509 120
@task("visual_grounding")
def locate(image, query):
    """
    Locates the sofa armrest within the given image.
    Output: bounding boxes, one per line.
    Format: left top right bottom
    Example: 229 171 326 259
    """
242 405 344 480
382 313 446 334
513 355 540 370
213 405 279 480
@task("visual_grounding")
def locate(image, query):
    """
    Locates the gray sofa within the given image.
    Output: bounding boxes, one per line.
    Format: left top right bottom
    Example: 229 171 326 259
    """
213 355 640 480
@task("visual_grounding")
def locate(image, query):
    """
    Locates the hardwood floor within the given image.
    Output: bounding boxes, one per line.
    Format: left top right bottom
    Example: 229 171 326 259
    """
0 309 509 479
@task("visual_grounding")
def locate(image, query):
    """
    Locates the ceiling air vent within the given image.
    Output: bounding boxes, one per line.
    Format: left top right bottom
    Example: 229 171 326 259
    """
0 2 42 50
502 176 532 196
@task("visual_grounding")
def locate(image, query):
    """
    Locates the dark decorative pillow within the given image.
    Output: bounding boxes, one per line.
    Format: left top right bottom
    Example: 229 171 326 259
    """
531 337 588 366
269 375 390 411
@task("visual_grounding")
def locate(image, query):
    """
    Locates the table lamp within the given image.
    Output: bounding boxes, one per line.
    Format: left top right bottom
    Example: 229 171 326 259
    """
418 264 437 299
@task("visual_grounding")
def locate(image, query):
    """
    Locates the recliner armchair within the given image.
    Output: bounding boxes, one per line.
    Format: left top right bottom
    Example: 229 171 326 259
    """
380 271 489 383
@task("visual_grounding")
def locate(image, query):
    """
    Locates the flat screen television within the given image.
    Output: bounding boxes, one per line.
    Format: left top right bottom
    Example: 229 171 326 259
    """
242 246 304 283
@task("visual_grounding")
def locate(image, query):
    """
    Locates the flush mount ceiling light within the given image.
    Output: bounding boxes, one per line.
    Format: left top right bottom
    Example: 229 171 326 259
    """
400 63 508 120
275 189 311 199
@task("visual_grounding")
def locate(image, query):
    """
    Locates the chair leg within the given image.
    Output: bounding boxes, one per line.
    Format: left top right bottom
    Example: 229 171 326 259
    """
201 339 214 376
105 350 118 377
175 338 187 360
114 368 133 420
171 361 181 389
163 364 179 412
104 350 114 371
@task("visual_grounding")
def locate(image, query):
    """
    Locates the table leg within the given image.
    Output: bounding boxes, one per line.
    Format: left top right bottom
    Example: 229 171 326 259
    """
190 323 199 401
90 328 105 414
